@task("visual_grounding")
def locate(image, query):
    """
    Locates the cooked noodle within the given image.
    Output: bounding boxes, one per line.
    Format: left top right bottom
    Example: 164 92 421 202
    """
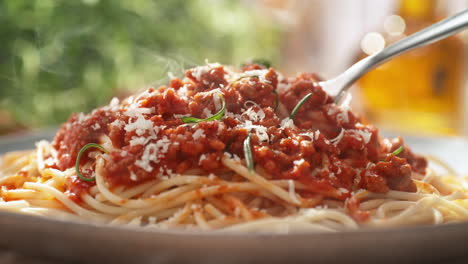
1 142 467 232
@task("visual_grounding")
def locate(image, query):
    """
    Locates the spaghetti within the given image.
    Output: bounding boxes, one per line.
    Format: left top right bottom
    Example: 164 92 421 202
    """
0 62 467 232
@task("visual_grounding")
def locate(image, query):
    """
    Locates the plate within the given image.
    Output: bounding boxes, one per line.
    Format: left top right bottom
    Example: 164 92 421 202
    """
0 131 468 264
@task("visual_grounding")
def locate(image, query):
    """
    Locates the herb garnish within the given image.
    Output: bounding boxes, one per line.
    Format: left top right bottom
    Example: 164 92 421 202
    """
181 94 226 123
75 143 109 182
392 146 404 156
273 90 279 112
252 59 271 68
289 93 313 119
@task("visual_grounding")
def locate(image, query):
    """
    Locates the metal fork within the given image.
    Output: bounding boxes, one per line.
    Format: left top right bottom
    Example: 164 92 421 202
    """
319 9 468 103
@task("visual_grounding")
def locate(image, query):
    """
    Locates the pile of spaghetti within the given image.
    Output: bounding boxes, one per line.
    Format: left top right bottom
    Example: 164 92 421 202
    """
1 62 468 232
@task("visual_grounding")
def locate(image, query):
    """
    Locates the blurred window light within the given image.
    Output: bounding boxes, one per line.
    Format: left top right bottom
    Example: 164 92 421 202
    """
361 32 386 55
384 15 406 36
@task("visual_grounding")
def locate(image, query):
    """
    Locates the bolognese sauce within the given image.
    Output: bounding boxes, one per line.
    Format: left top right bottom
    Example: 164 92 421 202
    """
51 62 427 203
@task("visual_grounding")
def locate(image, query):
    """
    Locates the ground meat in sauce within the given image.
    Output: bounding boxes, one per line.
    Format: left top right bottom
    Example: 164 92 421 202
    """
51 62 427 203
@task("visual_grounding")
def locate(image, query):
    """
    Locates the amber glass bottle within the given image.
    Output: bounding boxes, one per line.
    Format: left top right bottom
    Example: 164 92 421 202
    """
357 0 464 135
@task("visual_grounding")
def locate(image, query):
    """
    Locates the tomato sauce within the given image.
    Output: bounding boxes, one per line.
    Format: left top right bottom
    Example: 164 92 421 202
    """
52 63 427 203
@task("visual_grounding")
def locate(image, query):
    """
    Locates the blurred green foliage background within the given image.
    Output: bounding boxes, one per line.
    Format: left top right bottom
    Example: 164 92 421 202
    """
0 0 281 133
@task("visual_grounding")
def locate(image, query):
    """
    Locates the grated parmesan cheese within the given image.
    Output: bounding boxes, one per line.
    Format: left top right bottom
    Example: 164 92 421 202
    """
327 106 339 116
225 112 242 119
76 113 87 123
125 115 155 137
124 107 155 117
299 132 315 141
239 120 269 142
336 112 349 124
91 123 101 131
88 150 99 159
349 129 372 144
135 137 171 172
192 66 210 81
242 107 265 121
199 154 207 165
110 119 125 129
242 101 265 122
280 118 296 129
191 61 221 82
176 84 189 100
217 123 225 135
108 97 120 111
224 152 241 162
330 128 345 145
233 69 270 84
382 138 392 150
338 187 349 194
192 129 206 140
130 136 150 146
202 108 213 118
293 159 305 166
314 130 321 141
354 170 362 185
